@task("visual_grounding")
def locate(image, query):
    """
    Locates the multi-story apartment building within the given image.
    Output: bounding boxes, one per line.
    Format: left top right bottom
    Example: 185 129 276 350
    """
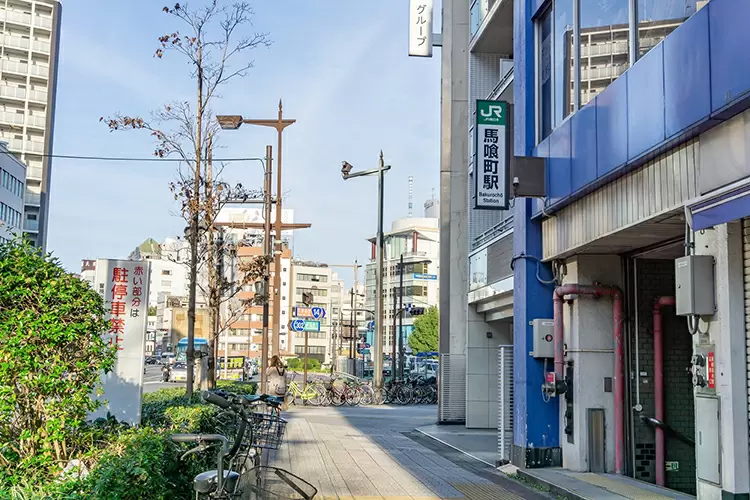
0 140 24 243
228 244 292 359
128 238 190 308
365 199 440 361
289 261 345 365
451 0 746 497
0 1 62 249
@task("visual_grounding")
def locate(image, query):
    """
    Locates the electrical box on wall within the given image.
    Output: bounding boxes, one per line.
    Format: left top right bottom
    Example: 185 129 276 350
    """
530 319 554 358
675 255 715 316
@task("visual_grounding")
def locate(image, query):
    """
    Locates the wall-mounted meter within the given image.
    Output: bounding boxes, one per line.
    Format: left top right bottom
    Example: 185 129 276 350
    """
530 319 554 358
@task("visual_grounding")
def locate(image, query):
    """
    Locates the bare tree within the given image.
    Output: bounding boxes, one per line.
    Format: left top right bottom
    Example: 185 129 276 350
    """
102 1 271 397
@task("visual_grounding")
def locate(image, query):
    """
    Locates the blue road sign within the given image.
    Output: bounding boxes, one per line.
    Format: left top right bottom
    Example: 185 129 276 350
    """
413 273 438 280
311 306 326 319
366 320 375 331
289 319 321 333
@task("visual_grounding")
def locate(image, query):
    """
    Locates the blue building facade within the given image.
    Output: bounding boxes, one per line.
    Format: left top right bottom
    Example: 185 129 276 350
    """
487 0 750 497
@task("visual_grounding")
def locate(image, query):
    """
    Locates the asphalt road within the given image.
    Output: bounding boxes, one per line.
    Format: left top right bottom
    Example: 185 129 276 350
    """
142 364 262 393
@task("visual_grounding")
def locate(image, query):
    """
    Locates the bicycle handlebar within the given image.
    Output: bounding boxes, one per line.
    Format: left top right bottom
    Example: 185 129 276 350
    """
202 390 231 409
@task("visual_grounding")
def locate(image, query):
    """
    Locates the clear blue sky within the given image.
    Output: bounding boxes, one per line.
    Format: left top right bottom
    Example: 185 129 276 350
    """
46 1 441 284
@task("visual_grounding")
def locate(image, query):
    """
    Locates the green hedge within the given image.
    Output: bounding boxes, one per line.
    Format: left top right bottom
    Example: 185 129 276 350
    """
0 381 257 500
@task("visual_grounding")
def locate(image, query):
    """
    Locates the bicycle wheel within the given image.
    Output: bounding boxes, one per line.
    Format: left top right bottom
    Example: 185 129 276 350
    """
239 466 317 500
359 385 375 405
345 386 361 406
329 386 345 407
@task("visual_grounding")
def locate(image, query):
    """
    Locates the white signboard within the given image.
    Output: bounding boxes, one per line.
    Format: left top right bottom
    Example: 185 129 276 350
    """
474 100 510 209
90 259 150 424
409 0 433 57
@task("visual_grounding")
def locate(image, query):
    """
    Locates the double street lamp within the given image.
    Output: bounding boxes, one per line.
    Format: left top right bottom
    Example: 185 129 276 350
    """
341 152 391 390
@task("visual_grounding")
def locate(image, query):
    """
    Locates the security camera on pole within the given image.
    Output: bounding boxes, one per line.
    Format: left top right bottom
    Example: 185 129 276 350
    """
340 152 391 391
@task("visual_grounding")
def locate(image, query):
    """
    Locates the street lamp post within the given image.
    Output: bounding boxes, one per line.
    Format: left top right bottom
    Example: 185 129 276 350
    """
217 104 296 359
340 152 390 390
392 255 432 380
258 145 273 392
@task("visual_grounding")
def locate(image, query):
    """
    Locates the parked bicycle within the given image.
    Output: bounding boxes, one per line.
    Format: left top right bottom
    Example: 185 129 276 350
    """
170 390 317 499
285 373 324 407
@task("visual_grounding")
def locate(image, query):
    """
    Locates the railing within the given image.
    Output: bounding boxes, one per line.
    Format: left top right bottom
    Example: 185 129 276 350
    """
0 85 26 100
4 35 30 51
28 89 47 103
23 219 38 232
2 60 27 75
580 64 627 81
33 15 53 30
1 10 32 25
24 192 40 205
31 40 50 54
26 114 45 128
28 64 48 78
581 41 628 58
26 141 44 153
26 166 42 179
472 214 514 250
0 111 24 126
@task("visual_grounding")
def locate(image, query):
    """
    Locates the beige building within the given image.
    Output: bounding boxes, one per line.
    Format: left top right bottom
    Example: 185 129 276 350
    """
0 1 62 249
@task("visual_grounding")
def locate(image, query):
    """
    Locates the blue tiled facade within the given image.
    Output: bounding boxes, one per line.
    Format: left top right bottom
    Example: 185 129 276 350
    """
513 0 750 473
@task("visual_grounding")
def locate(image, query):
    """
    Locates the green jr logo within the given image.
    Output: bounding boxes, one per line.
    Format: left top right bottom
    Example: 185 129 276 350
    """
477 100 507 125
480 105 503 119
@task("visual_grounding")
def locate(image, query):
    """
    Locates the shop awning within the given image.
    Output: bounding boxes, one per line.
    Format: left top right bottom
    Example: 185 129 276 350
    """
685 178 750 230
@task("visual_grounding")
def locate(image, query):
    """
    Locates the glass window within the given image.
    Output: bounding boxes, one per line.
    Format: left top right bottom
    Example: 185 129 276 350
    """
555 0 575 126
579 0 630 107
538 7 553 140
637 1 699 59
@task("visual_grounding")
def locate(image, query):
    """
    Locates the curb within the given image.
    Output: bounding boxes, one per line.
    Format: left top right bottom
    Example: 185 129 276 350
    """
516 470 587 500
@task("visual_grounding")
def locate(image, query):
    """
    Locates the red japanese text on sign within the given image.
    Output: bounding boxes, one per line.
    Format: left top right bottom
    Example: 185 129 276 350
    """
112 267 129 283
707 352 715 389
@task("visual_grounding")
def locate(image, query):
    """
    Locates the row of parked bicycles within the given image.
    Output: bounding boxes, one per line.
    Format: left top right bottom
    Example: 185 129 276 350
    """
284 373 437 407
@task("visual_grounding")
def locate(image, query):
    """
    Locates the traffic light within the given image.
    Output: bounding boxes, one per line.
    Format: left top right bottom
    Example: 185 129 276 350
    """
410 306 425 316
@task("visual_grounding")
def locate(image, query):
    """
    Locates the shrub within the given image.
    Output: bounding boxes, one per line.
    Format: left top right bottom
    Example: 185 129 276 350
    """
0 241 116 481
306 358 321 370
286 358 302 369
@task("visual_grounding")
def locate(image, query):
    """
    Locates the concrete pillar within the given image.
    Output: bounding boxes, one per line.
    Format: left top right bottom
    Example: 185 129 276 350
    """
438 0 470 422
694 223 750 500
466 306 510 429
559 255 623 473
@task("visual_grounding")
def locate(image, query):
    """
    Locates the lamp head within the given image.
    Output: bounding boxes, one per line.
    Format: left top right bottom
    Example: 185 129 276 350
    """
341 161 354 178
217 115 243 130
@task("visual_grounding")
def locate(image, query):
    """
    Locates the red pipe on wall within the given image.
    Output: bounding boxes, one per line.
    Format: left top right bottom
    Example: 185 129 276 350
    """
553 284 625 474
653 296 675 487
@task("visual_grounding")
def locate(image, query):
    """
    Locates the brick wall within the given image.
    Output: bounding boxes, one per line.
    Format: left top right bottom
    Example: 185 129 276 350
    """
632 259 695 494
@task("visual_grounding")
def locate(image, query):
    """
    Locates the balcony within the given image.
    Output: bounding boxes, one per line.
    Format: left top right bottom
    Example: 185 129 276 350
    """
3 60 28 76
23 219 38 232
1 9 32 26
24 191 40 206
26 141 44 153
33 15 53 30
0 110 25 126
470 0 513 55
581 65 627 82
581 41 628 58
4 35 30 51
26 114 45 128
28 89 46 103
28 64 49 79
0 85 26 101
31 40 50 54
26 167 42 180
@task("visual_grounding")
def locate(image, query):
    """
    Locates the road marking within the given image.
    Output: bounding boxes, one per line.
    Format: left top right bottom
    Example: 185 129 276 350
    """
415 429 495 467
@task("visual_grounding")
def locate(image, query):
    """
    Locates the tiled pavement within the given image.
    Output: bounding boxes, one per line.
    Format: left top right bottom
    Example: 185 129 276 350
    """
266 405 551 500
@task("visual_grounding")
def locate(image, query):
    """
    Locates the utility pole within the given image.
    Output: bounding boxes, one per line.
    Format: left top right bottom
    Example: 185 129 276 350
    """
398 255 405 379
260 145 273 393
391 262 399 382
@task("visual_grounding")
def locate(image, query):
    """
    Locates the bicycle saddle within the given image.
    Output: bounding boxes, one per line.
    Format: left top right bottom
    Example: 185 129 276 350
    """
194 470 240 494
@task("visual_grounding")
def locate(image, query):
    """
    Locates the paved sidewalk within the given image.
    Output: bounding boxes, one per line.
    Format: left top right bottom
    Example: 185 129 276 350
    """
267 405 549 500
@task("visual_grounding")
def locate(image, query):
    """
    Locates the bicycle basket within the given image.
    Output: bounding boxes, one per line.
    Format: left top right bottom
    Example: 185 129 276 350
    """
247 412 287 450
239 466 317 500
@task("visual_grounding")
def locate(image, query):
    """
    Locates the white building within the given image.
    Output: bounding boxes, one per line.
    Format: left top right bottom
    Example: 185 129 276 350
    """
215 205 295 250
129 238 191 308
0 141 25 243
289 261 345 365
365 199 440 358
0 1 62 249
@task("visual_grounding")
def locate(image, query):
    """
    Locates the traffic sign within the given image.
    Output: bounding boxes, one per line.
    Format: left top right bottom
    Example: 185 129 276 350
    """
311 306 326 319
294 306 326 319
366 320 375 331
289 319 321 333
413 273 438 280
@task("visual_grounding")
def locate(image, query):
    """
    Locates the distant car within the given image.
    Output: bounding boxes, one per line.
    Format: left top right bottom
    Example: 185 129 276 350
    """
169 362 189 383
